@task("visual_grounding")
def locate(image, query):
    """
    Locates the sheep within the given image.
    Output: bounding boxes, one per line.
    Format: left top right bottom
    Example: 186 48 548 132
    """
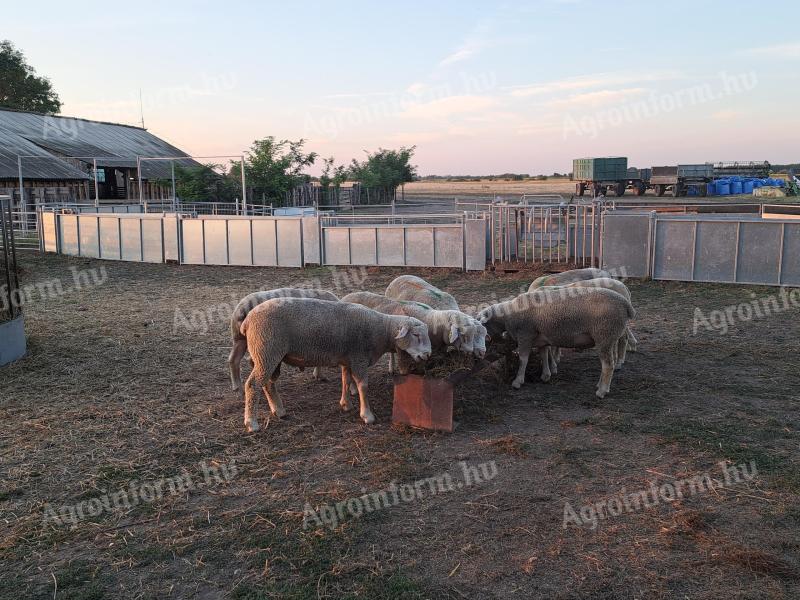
543 277 638 355
228 288 338 392
241 298 431 432
477 287 634 398
340 291 485 371
530 277 638 379
385 275 460 310
528 267 611 290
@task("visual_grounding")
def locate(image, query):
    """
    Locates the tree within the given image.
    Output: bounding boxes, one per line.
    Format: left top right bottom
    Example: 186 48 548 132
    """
241 137 317 204
348 146 417 202
0 40 61 114
319 157 348 189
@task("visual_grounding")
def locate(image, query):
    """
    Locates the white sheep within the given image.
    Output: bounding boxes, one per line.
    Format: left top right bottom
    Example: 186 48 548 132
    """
478 287 634 398
228 288 338 392
240 298 431 432
385 275 460 310
340 291 485 371
530 277 638 380
529 267 611 290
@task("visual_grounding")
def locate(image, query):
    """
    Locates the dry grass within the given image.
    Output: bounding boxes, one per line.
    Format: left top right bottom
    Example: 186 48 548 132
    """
1 253 799 599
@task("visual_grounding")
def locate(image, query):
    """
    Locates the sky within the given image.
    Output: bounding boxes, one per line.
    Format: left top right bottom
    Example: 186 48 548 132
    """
4 0 799 175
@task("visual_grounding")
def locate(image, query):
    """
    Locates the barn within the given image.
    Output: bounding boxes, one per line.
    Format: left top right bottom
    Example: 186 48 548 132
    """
0 108 199 208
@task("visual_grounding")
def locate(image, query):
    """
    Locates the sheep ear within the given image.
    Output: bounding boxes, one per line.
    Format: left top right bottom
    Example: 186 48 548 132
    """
395 324 410 340
448 323 459 344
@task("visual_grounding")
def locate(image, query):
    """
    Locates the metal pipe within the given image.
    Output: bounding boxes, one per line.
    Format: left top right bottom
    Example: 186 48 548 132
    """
240 155 247 215
93 158 99 208
137 156 143 205
171 160 176 213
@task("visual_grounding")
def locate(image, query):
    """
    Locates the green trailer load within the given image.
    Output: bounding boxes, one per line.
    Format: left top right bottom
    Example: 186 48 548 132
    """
573 157 648 197
573 157 628 181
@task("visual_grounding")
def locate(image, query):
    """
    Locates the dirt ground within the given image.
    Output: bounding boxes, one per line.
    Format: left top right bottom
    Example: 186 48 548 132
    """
1 253 799 599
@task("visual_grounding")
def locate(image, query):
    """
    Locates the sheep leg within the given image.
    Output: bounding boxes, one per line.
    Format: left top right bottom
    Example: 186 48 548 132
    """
244 358 281 432
626 327 638 352
243 369 262 433
596 345 615 399
350 362 375 424
262 380 285 419
539 347 552 383
339 366 353 411
388 352 395 374
228 338 247 392
615 334 628 370
312 367 327 381
512 338 532 389
548 347 559 376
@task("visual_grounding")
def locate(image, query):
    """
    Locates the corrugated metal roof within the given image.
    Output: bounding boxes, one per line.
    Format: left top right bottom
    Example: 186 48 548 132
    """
0 109 199 180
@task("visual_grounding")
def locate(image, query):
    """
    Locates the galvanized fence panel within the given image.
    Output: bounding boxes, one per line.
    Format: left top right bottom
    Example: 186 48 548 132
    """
179 216 304 267
50 212 168 263
599 212 652 278
321 224 466 268
649 215 800 286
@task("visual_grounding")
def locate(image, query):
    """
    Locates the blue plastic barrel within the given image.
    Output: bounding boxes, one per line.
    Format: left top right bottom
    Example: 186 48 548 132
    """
753 180 762 188
707 181 716 195
730 181 743 195
717 183 731 195
743 180 754 194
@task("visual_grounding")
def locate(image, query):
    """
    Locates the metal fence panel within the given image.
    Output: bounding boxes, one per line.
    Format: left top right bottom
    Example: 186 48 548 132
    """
78 215 101 258
465 219 487 271
693 221 737 282
41 211 57 252
302 217 321 265
59 215 79 255
142 219 163 263
276 220 302 267
181 219 205 264
780 224 800 285
653 220 695 281
405 227 435 266
376 228 405 266
737 222 781 284
249 219 275 266
120 218 143 261
323 228 350 265
227 220 252 265
99 217 122 260
350 228 377 265
203 219 228 265
600 212 651 278
252 219 278 266
434 227 462 267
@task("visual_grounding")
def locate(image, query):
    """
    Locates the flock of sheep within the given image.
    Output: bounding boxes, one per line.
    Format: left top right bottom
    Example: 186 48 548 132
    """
227 268 636 433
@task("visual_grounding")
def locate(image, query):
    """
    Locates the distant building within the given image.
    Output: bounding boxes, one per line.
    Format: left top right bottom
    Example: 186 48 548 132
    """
0 108 199 208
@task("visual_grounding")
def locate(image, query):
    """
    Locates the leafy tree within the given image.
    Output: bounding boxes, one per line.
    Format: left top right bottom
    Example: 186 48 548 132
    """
348 146 417 201
240 137 317 204
0 40 61 113
319 157 348 189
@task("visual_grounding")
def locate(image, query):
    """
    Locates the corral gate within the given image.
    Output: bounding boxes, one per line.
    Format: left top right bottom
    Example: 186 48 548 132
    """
490 201 601 266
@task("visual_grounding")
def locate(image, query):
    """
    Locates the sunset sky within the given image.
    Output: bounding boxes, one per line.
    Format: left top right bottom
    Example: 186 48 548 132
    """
5 0 798 175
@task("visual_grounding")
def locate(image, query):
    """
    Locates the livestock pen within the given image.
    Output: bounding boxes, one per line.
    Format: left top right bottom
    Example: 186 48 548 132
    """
1 249 799 598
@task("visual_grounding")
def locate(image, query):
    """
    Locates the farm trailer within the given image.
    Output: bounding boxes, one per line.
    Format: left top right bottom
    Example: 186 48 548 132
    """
649 164 714 197
573 157 649 197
